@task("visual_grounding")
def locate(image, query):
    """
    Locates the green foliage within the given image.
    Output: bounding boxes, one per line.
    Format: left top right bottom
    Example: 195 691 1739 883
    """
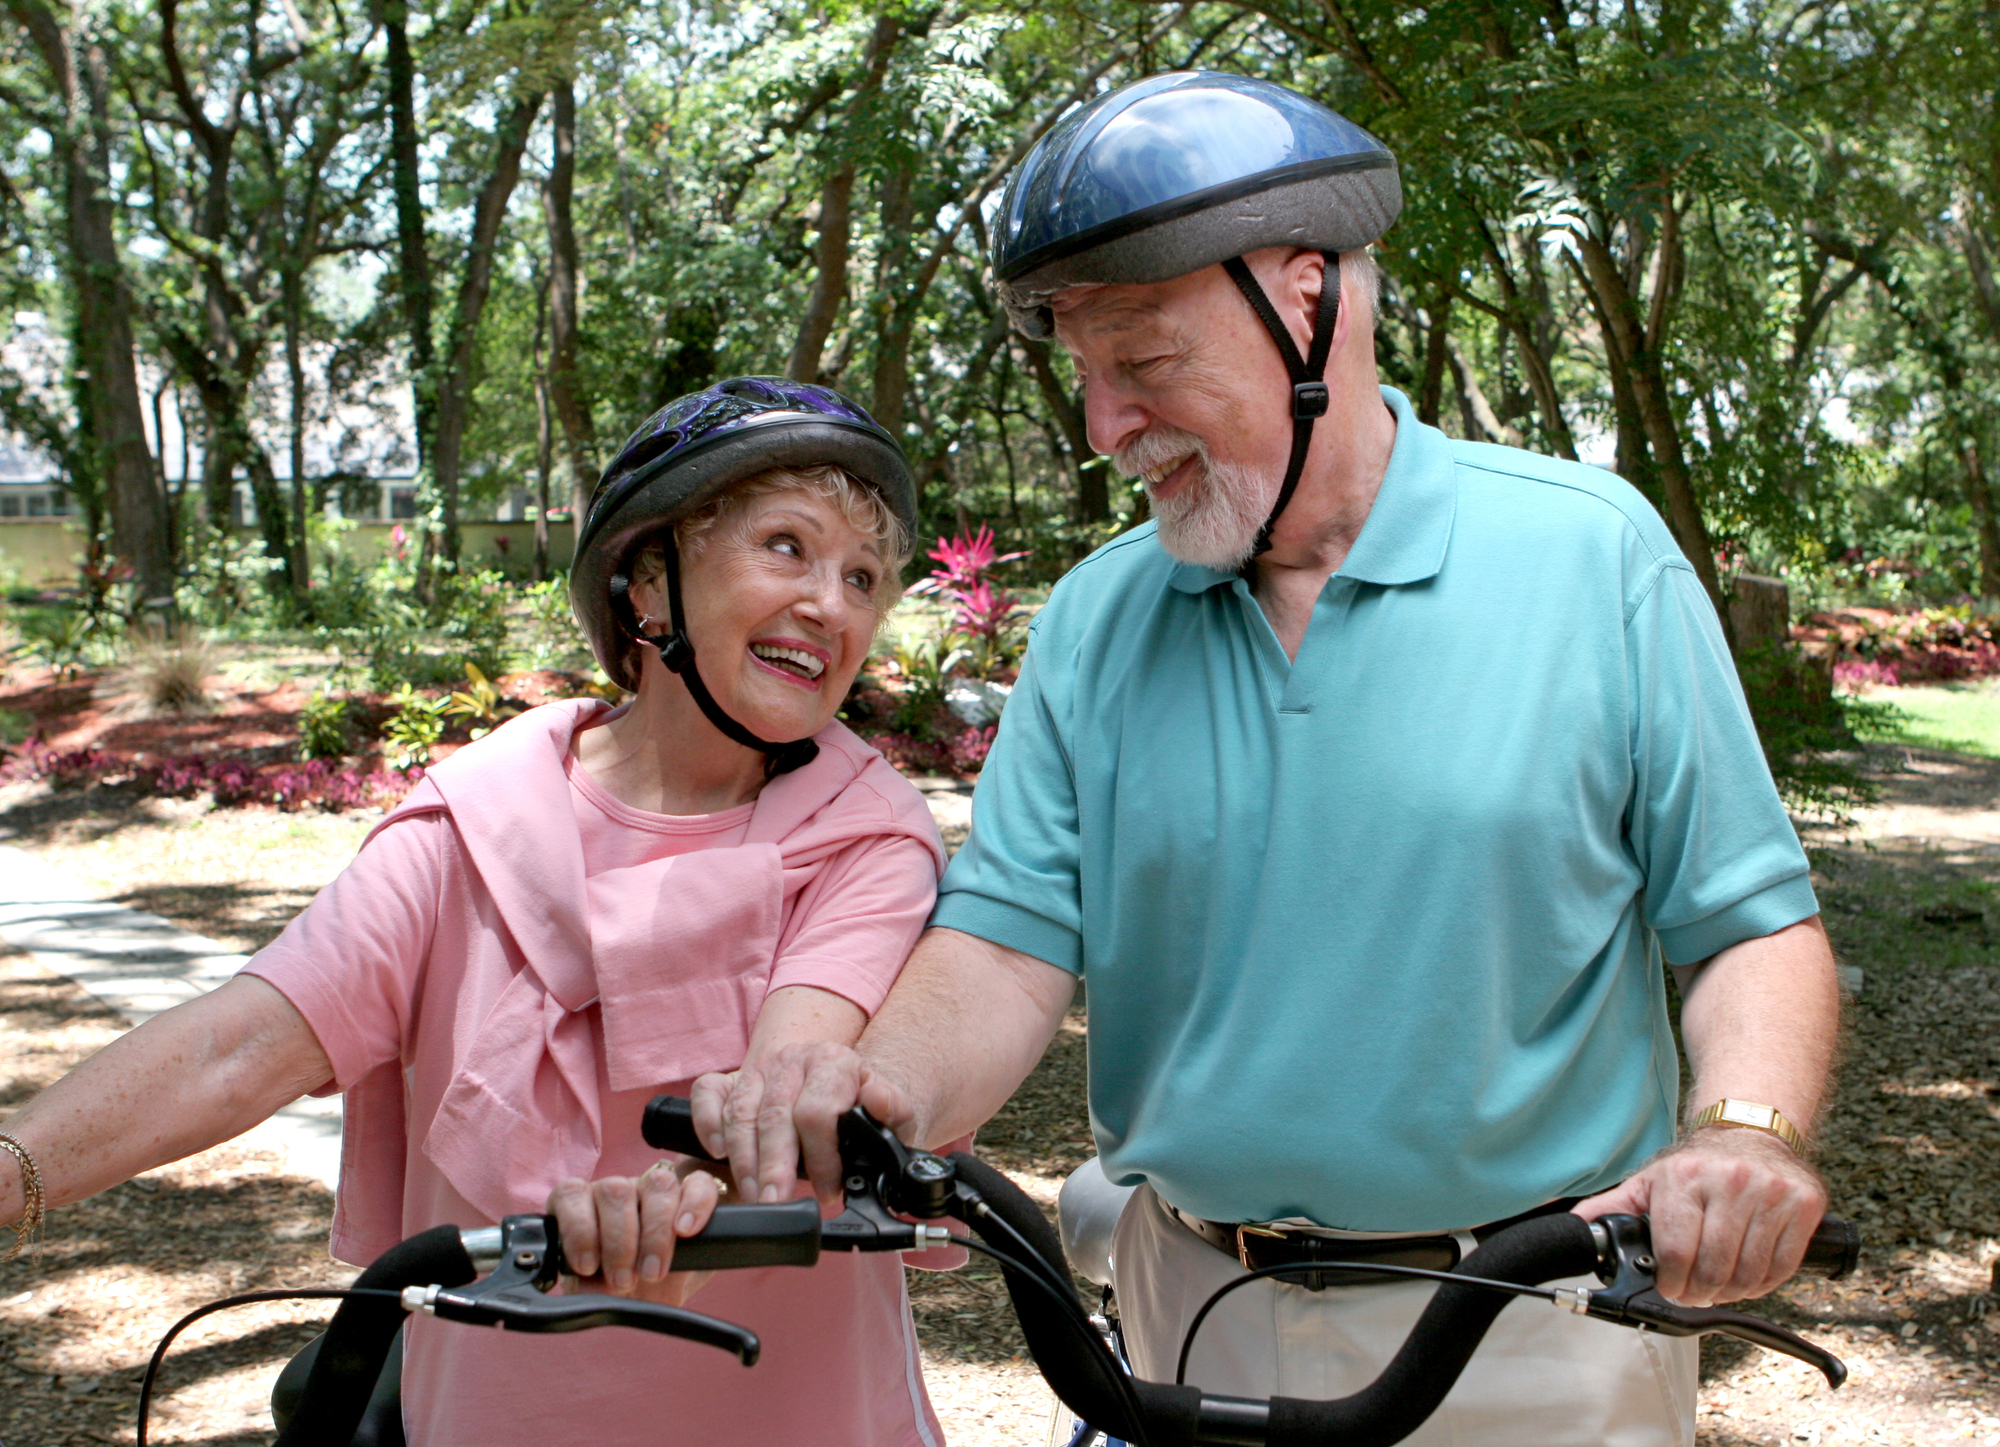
513 577 581 670
0 709 33 747
442 662 507 739
431 570 512 680
14 606 97 680
382 686 450 772
1736 644 1883 827
297 692 356 761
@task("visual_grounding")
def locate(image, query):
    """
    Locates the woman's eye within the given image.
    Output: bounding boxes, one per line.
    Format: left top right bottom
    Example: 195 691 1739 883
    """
766 533 803 558
847 570 877 592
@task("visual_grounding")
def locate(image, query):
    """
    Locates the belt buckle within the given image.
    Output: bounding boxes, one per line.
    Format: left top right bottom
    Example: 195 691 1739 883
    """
1235 1223 1289 1273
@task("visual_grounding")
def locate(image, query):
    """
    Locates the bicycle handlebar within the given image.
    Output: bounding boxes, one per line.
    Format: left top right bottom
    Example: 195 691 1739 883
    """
250 1095 1855 1447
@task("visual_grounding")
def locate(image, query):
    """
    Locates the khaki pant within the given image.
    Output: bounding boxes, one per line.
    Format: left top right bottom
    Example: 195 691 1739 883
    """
1109 1183 1697 1447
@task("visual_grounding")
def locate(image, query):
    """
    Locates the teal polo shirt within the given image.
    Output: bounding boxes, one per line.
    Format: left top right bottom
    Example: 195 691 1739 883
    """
933 386 1817 1231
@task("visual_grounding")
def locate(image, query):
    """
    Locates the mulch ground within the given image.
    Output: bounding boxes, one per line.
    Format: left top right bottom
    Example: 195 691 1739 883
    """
4 715 1999 1442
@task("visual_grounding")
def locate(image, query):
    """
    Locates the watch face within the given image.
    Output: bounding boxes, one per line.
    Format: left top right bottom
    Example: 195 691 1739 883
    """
1720 1100 1777 1129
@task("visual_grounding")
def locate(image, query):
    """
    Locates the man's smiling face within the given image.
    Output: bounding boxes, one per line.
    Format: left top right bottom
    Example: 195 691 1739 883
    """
1051 261 1296 570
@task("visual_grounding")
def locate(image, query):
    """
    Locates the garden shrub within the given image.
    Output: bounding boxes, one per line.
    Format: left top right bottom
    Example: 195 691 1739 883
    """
516 577 581 669
0 744 415 813
1737 642 1886 826
297 692 355 761
383 686 450 770
15 606 97 679
124 623 213 713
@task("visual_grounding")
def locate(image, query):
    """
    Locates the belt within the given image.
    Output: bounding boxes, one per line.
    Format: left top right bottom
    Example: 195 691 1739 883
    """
1162 1196 1582 1292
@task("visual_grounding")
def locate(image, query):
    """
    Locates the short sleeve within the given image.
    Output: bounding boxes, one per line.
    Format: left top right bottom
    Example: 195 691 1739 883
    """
241 811 448 1090
931 637 1087 974
767 833 939 1014
1626 563 1819 963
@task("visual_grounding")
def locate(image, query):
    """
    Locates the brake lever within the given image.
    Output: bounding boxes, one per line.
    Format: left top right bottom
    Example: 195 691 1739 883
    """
402 1214 761 1365
1577 1214 1846 1388
816 1107 960 1254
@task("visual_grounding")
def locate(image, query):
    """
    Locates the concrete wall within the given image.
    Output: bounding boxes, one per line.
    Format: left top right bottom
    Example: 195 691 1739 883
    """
0 520 578 592
0 521 86 589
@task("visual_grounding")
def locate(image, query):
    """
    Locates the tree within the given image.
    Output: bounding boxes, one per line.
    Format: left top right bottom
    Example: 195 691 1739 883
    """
4 0 172 607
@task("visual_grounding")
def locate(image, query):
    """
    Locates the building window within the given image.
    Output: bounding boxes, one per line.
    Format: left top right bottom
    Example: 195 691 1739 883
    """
27 494 47 518
49 489 67 516
389 487 418 520
0 495 19 518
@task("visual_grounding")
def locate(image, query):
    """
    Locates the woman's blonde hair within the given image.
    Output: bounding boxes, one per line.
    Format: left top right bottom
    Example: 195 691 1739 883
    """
628 463 912 617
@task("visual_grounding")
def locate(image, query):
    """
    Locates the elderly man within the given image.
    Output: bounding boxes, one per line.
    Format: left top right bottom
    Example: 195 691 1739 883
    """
705 72 1838 1444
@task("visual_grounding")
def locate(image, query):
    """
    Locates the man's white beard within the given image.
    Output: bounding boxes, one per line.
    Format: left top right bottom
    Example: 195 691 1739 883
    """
1114 425 1275 571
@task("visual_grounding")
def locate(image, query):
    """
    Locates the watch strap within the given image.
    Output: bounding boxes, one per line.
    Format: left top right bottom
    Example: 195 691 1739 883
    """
1688 1098 1807 1155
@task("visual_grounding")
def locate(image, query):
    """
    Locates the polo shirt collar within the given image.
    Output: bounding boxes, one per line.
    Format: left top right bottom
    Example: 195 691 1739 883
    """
1167 385 1455 594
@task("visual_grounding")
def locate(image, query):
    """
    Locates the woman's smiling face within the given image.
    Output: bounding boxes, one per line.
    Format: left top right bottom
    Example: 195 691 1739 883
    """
628 485 891 744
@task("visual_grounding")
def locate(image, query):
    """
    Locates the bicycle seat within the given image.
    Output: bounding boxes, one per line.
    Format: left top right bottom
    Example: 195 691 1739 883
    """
1059 1158 1136 1289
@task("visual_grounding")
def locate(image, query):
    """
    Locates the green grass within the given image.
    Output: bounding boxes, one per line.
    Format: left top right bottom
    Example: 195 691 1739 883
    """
1856 682 2000 758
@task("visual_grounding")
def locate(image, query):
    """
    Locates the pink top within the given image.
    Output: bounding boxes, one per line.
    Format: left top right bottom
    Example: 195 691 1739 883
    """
247 700 950 1447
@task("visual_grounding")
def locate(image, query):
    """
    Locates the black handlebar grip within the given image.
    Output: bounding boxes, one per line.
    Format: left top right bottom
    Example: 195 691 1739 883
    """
1802 1216 1860 1280
643 1095 722 1162
669 1198 825 1272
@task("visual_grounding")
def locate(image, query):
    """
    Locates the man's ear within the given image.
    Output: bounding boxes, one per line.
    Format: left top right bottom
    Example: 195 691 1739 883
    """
1277 247 1327 354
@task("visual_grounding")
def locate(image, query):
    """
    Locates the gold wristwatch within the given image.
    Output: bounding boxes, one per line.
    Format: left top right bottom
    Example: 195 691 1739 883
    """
1688 1098 1807 1156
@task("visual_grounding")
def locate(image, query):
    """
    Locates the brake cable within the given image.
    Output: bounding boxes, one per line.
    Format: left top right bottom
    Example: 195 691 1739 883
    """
1174 1262 1566 1386
136 1288 407 1447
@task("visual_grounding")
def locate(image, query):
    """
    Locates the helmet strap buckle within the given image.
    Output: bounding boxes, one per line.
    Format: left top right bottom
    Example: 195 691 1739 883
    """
654 631 694 674
1222 252 1342 558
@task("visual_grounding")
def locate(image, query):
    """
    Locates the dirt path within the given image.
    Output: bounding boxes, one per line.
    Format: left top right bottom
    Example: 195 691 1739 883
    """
3 746 1998 1444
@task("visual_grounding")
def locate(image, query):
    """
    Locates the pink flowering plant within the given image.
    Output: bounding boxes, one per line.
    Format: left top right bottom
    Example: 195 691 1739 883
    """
905 525 1030 676
842 525 1030 775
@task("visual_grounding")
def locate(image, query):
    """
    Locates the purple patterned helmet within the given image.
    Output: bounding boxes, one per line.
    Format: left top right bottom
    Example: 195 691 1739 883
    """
572 376 916 694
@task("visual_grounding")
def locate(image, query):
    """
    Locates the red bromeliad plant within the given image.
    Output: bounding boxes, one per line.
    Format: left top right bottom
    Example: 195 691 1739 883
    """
908 525 1029 665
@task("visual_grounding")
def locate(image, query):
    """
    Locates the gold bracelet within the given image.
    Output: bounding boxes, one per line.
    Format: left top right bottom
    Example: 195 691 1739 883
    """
1687 1099 1807 1157
0 1132 45 1261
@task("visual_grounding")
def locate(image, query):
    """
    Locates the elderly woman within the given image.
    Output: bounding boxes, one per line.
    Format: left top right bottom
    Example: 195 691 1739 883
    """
0 379 950 1446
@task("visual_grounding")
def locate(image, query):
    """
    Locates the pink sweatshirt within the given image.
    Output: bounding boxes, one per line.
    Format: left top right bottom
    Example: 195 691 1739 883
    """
247 700 951 1447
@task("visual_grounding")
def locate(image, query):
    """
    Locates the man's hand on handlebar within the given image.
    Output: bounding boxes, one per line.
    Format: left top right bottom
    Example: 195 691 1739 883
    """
545 1159 725 1306
691 1046 919 1210
1574 1127 1829 1307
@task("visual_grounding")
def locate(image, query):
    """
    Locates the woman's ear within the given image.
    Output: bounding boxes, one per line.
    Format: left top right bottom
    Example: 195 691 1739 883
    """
628 575 667 637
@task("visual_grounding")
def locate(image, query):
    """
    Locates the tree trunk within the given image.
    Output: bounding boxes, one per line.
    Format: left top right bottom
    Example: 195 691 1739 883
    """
1963 440 2000 599
421 89 544 585
1417 294 1450 427
8 0 173 608
867 157 918 441
1573 233 1728 632
532 263 551 584
1017 335 1104 520
786 163 856 383
284 265 311 591
541 80 597 565
1445 336 1522 447
384 2 437 579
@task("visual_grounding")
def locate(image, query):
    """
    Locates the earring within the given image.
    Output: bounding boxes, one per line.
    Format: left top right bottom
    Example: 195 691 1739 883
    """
637 613 658 632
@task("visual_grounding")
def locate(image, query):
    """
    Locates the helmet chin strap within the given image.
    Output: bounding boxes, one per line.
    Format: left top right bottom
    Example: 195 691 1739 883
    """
1220 252 1341 558
639 533 819 779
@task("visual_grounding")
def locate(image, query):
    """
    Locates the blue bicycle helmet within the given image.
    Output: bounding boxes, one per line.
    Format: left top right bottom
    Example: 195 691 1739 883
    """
991 72 1400 555
572 377 916 774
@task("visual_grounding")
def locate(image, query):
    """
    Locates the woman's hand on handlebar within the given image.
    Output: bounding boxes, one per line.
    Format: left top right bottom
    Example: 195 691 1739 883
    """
691 1046 919 1210
546 1160 725 1306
